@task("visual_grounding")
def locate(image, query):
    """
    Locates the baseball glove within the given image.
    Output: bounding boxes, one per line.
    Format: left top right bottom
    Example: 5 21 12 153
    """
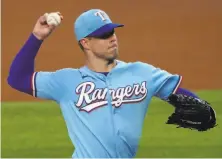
166 94 217 131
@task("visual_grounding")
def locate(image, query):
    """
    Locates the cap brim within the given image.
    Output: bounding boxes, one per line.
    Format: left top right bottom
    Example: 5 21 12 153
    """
87 23 124 37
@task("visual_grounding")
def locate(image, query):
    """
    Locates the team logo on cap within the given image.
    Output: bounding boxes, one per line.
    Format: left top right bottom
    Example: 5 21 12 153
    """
95 11 108 21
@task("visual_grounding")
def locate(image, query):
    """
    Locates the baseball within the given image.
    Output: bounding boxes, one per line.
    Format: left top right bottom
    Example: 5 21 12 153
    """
45 12 62 26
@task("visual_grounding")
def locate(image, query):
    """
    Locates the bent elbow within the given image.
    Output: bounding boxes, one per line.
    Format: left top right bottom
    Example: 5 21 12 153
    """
7 73 33 96
7 73 17 90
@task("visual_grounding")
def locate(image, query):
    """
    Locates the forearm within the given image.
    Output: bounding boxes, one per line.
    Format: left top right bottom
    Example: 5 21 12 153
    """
175 87 199 98
7 33 43 95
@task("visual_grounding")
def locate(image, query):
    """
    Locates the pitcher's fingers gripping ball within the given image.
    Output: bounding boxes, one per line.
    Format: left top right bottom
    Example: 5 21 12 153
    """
45 12 63 26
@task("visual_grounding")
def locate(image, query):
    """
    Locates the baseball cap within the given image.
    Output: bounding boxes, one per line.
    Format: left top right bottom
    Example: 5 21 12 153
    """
74 9 124 41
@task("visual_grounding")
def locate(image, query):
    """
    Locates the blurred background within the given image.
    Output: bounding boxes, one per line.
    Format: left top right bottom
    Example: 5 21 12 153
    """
1 0 222 158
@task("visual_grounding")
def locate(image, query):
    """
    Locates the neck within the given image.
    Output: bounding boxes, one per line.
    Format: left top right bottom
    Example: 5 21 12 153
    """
85 56 117 72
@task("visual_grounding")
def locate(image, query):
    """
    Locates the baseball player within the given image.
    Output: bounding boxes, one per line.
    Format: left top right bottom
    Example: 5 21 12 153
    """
8 9 216 158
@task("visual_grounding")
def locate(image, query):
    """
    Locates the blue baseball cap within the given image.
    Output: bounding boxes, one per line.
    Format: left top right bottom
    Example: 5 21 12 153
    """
74 9 124 41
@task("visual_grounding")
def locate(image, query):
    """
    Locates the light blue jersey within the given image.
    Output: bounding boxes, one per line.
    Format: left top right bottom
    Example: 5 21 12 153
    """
32 60 182 158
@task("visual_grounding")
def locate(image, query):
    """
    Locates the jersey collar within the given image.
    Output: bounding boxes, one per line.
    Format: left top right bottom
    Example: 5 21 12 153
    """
79 60 127 79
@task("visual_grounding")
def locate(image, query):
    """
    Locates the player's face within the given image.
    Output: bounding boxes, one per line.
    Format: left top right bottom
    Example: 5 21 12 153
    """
88 30 119 61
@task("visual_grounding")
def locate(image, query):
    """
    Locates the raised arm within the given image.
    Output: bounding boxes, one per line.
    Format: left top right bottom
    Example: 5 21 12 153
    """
7 12 63 98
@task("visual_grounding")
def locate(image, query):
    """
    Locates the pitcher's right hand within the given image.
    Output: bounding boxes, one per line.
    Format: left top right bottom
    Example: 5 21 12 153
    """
32 12 63 40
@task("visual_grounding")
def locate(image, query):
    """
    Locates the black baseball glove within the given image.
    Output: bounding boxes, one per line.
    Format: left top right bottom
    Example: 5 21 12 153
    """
166 94 217 131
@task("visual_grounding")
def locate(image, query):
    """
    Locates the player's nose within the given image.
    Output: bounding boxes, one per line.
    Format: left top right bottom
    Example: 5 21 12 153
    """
110 33 117 43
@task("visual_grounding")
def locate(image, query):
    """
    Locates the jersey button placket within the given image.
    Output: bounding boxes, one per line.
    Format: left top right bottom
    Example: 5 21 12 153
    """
106 75 115 112
106 74 118 156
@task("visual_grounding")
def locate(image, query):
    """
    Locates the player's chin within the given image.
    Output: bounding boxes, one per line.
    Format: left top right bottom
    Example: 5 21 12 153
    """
109 48 118 55
106 51 118 60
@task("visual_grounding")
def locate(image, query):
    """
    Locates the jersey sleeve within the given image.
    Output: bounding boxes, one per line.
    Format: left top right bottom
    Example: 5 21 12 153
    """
151 67 182 99
31 71 61 101
136 62 182 100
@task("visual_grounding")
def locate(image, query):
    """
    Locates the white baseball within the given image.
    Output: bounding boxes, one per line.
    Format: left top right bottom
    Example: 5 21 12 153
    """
45 12 62 26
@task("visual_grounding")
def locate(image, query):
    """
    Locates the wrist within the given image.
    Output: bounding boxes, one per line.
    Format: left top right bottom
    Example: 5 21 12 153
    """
29 33 44 46
32 32 45 41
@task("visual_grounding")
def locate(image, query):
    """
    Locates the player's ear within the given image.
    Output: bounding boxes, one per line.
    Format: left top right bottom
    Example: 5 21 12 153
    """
79 38 90 50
